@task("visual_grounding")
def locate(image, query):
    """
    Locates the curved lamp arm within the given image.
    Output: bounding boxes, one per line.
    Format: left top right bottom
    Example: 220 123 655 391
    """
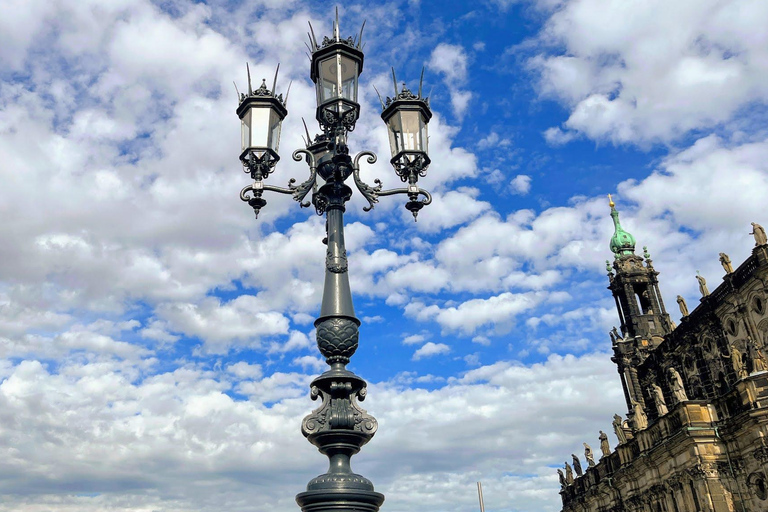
352 150 382 212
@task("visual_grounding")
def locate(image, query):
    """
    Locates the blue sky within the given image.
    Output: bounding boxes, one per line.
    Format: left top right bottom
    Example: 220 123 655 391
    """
1 0 767 511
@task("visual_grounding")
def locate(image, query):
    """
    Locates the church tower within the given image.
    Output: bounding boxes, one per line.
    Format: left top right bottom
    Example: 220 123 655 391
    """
606 196 673 413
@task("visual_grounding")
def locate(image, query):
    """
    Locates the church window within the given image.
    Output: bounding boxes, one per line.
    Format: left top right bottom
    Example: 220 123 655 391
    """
753 296 765 315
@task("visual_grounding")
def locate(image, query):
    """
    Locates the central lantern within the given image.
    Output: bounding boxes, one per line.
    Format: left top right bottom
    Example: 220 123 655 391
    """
310 23 364 133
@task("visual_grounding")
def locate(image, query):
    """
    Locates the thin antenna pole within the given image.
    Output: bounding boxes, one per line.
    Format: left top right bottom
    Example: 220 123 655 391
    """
477 482 485 512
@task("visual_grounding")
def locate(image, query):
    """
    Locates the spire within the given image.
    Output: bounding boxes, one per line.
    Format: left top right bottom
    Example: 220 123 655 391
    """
608 195 636 256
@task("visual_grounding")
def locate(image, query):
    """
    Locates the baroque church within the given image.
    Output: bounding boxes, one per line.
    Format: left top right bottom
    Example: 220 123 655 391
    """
558 198 768 512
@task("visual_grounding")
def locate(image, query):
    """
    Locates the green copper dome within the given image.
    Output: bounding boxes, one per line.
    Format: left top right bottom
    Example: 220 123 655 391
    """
608 196 636 256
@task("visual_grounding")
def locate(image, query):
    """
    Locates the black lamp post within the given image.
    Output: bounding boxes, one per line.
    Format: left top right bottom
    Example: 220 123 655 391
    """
236 11 434 512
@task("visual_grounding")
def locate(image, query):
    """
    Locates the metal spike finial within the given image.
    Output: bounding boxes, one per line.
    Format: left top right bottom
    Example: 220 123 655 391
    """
246 62 253 95
372 85 385 110
284 81 293 106
391 68 398 95
308 21 318 50
335 6 340 41
233 81 240 103
419 67 425 98
357 19 366 49
272 63 280 96
302 118 312 147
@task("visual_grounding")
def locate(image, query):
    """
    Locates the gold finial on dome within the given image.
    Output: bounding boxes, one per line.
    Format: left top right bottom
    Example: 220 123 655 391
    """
608 194 615 208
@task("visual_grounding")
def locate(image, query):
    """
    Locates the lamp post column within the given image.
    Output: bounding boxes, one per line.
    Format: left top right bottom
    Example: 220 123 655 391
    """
296 159 384 512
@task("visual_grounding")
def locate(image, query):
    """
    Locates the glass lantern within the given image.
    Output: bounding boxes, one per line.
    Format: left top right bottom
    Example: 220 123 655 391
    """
236 90 287 163
381 91 432 169
311 43 364 128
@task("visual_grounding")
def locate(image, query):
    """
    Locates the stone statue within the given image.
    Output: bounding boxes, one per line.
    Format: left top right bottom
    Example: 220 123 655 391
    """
599 430 611 457
676 295 689 317
557 469 566 489
571 454 583 476
751 222 768 246
631 400 648 430
729 344 748 379
748 338 768 373
611 326 621 341
584 443 595 467
564 462 574 484
720 253 734 274
696 271 709 297
650 383 668 416
613 414 628 444
669 367 688 402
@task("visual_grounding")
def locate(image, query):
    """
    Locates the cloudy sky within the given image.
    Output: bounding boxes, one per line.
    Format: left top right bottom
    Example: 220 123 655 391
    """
1 0 767 511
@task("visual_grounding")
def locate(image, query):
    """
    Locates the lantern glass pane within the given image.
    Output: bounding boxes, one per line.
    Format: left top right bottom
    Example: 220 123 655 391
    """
241 110 251 152
248 105 271 149
268 109 282 152
386 112 402 157
400 110 422 152
339 55 358 102
318 56 338 104
420 114 429 153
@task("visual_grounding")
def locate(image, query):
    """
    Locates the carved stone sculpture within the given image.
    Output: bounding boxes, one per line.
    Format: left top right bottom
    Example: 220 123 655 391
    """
730 344 748 379
720 252 734 274
613 414 628 443
599 431 611 458
752 222 768 246
631 400 648 430
564 462 574 484
651 382 668 416
696 272 709 297
748 338 768 373
572 454 583 476
584 443 595 467
557 469 566 489
677 295 689 317
669 367 688 402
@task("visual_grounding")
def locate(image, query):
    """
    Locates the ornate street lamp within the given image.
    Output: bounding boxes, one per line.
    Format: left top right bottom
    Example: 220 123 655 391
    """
236 11 434 512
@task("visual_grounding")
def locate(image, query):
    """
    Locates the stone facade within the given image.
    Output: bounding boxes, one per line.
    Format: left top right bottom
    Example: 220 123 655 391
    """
558 205 768 512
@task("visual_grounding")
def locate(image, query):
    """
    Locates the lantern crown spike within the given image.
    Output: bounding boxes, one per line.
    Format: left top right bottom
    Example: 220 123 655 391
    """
308 21 318 51
271 63 280 97
334 6 340 41
357 20 366 49
246 62 253 95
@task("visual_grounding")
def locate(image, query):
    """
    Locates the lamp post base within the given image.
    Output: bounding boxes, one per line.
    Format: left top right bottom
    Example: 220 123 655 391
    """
296 489 385 512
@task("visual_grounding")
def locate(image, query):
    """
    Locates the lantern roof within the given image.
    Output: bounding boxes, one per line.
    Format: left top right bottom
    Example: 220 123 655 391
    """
307 11 365 83
236 64 288 120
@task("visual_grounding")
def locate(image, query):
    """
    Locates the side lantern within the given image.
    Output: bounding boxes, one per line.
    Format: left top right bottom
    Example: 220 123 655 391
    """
237 75 288 168
380 78 432 179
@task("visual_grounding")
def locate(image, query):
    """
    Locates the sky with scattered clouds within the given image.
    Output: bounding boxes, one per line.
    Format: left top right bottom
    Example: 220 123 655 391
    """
1 0 767 511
